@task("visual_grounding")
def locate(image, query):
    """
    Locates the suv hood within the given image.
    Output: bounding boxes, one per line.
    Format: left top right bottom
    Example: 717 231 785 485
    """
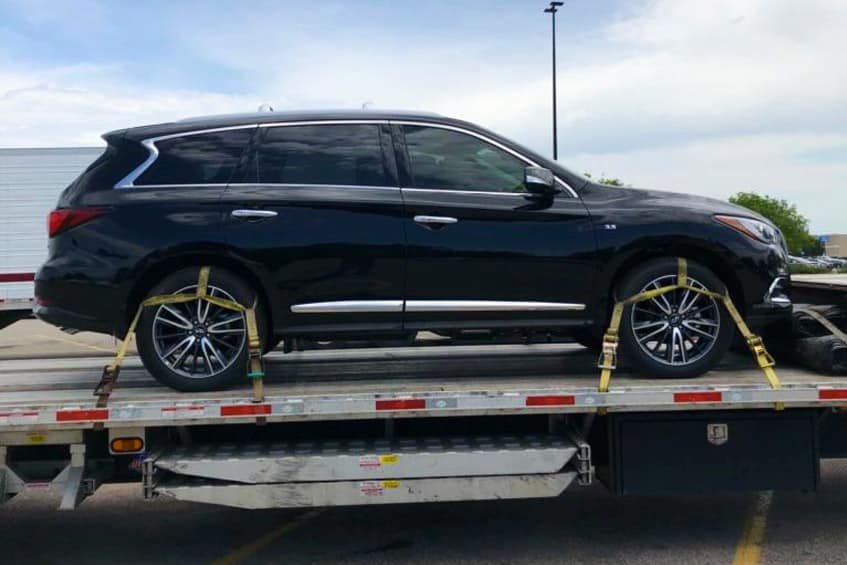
615 185 773 225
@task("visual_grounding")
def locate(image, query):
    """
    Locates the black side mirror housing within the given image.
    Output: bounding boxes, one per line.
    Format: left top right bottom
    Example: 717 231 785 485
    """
524 167 559 196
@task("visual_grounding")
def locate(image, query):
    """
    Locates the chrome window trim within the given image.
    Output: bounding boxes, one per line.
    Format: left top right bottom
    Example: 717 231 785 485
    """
114 118 578 197
227 182 400 190
227 183 399 191
124 182 401 191
392 120 578 198
115 138 159 188
116 121 390 190
258 120 389 128
290 299 585 314
291 300 403 314
402 187 532 199
115 124 260 189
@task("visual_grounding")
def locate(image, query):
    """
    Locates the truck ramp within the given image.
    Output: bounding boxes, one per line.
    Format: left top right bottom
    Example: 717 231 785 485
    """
148 433 589 509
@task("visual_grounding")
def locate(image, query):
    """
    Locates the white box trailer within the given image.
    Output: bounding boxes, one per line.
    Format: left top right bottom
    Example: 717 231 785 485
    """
0 147 103 325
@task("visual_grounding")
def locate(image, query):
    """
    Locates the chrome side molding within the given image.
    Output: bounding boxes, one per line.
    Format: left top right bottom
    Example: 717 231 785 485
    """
290 300 404 314
405 300 585 312
290 300 585 314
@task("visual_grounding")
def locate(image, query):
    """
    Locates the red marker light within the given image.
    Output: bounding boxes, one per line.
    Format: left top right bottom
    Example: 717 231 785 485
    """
376 399 426 411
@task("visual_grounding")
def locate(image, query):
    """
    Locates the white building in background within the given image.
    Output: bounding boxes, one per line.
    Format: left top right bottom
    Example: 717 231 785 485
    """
0 147 102 316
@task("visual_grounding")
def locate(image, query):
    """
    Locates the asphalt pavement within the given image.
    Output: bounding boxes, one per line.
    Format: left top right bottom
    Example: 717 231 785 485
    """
2 461 846 564
0 318 128 359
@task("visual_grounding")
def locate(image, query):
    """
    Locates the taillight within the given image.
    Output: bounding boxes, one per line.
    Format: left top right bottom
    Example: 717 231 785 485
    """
48 207 109 238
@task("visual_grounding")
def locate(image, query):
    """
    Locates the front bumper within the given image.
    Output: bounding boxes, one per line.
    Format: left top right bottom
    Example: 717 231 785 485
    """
763 275 791 307
746 275 792 330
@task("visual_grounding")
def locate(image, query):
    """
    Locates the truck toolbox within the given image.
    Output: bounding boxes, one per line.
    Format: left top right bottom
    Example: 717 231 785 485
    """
606 409 819 495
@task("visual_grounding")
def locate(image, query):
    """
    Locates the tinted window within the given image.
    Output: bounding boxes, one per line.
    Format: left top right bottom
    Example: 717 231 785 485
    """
403 126 527 193
63 138 148 201
135 129 253 186
248 124 388 186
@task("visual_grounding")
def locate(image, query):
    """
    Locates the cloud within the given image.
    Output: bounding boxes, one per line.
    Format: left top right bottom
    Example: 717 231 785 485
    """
0 0 844 231
567 132 847 232
0 65 260 146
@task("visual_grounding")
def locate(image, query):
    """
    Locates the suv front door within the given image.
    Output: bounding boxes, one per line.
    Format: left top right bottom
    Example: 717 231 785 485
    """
222 122 406 336
395 123 598 333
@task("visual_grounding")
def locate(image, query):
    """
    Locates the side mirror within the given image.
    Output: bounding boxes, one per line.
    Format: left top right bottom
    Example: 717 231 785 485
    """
524 166 558 196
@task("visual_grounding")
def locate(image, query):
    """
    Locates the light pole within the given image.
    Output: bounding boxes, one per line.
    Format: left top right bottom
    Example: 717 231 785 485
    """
543 1 563 160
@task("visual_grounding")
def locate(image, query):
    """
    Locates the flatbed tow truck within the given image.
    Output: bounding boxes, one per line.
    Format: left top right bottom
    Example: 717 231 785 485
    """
1 276 845 511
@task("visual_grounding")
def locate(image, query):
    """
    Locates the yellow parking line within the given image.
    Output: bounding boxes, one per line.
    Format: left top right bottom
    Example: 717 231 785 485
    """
210 509 324 565
733 491 773 565
33 333 115 354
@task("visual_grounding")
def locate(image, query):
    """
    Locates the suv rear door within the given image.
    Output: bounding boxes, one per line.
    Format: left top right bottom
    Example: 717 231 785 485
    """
221 122 406 336
395 122 598 333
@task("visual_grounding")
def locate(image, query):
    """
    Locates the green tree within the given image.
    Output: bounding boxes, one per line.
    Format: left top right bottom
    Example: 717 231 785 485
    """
728 191 817 254
584 173 626 187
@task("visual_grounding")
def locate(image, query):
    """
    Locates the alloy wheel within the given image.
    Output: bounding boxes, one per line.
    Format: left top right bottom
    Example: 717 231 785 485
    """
151 285 246 379
630 274 721 366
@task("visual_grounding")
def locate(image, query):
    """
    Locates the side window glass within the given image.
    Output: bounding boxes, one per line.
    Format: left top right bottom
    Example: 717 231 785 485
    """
403 126 527 193
251 124 388 186
136 129 253 186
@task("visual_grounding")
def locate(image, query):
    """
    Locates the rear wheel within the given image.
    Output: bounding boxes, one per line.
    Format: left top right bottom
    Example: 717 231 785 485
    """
136 267 267 392
617 258 733 379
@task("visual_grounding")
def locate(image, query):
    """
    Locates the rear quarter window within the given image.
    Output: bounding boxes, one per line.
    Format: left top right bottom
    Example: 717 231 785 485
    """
135 128 254 186
58 138 149 205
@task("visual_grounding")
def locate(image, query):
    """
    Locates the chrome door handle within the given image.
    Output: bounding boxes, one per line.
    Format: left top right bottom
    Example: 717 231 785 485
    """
414 215 458 225
231 209 278 219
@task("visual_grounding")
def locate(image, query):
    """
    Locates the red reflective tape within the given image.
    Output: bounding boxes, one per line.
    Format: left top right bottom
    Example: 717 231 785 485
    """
674 391 722 403
56 409 108 422
0 411 38 418
820 389 847 400
376 399 426 411
220 404 271 416
526 395 576 406
0 272 35 283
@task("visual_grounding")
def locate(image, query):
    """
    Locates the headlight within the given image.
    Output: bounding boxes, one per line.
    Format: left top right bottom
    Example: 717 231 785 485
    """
714 215 778 244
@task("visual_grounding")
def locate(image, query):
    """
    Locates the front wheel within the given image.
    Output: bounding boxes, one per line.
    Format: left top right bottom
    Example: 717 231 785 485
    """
617 258 734 379
136 267 267 392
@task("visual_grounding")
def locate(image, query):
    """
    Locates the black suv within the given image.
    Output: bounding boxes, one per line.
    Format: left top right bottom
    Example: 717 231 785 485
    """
35 110 791 391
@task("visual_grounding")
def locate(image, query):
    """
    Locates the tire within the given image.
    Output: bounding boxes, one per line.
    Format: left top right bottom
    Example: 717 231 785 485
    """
617 258 733 379
136 267 267 392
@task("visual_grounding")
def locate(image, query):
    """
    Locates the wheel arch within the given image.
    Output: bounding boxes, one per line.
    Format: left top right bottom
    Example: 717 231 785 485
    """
124 251 274 335
589 242 746 337
610 245 745 310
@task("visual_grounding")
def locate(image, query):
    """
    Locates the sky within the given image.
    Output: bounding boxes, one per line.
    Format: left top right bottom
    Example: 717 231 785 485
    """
0 0 844 233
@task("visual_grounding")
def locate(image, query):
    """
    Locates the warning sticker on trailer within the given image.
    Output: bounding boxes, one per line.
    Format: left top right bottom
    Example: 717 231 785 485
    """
0 411 38 425
161 405 206 418
26 432 48 444
359 480 401 496
359 454 400 468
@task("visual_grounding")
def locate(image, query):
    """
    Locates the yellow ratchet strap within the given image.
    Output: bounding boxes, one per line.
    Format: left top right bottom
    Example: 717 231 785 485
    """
597 258 782 410
95 266 265 408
